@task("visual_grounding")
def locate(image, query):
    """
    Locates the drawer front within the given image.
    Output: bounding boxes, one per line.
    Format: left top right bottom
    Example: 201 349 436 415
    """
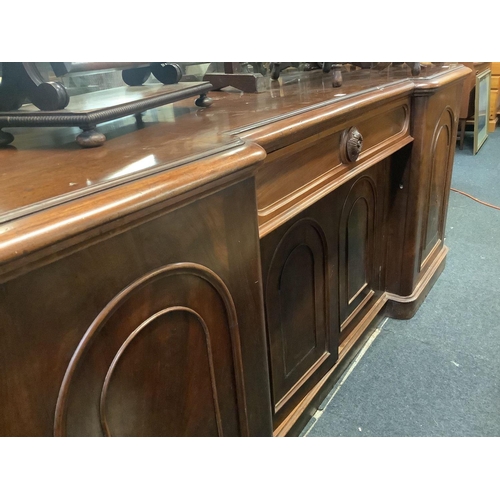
491 76 500 89
255 96 411 237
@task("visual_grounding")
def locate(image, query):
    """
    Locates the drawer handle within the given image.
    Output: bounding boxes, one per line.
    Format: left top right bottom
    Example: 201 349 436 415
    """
341 126 363 163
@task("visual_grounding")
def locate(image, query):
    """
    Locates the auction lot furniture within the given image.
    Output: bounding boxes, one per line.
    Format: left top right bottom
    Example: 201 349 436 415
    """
0 64 469 436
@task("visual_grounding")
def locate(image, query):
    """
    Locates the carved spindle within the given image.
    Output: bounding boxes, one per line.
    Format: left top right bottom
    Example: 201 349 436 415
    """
331 64 343 87
135 113 145 126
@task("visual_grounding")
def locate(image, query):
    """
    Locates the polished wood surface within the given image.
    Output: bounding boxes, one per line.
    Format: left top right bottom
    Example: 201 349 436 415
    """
0 64 463 223
390 74 465 303
261 194 339 428
254 93 411 236
1 176 272 436
337 166 382 338
0 64 470 436
0 114 241 224
0 143 265 284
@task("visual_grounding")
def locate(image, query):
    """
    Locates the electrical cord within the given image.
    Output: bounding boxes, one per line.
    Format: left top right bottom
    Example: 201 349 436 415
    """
450 187 500 211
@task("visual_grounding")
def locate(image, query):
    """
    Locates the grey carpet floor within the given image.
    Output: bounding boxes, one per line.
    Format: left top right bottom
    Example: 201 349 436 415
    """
303 128 500 437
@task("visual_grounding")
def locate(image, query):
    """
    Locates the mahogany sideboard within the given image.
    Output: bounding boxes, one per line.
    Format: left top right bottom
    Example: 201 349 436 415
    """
0 64 470 437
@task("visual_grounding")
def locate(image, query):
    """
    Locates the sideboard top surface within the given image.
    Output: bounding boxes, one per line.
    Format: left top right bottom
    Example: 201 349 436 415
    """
0 64 468 226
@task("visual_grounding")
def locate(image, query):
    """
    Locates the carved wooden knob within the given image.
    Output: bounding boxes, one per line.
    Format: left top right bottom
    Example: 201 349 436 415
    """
341 126 363 163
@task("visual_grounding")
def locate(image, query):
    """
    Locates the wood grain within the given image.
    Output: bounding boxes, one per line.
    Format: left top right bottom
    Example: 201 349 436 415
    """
54 263 248 437
0 64 470 436
489 65 500 132
255 97 411 235
0 178 272 436
260 194 339 430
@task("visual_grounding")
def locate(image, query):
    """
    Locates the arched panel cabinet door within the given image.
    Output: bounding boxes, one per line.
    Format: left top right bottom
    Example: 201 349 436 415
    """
264 217 336 422
338 175 378 336
419 106 455 271
54 262 249 437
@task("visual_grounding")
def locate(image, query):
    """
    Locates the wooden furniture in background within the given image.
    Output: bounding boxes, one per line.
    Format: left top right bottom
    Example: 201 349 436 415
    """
473 67 491 154
489 62 500 132
0 64 469 436
457 62 491 152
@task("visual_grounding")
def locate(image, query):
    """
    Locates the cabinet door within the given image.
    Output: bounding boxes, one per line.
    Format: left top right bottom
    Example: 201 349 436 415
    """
54 264 248 437
49 180 268 437
337 166 386 340
260 162 387 428
261 200 338 426
419 106 455 271
0 178 272 437
400 80 463 297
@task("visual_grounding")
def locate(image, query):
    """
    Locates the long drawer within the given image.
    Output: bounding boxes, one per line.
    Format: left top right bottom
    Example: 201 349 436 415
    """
255 96 412 237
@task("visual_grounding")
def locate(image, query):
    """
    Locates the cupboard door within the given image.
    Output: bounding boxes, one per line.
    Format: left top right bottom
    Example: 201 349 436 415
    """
260 162 388 427
419 107 455 271
338 173 380 337
41 179 272 436
262 202 338 425
54 264 248 437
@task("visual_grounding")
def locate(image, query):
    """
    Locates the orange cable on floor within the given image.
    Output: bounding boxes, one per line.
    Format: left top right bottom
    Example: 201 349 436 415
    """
450 187 500 211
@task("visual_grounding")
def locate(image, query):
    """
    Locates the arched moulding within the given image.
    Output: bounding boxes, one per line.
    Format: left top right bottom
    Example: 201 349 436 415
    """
339 175 377 328
265 217 331 411
54 262 248 437
346 196 370 300
419 106 455 270
99 306 221 437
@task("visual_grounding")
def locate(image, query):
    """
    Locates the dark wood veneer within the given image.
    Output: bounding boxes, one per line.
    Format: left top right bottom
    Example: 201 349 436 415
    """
338 175 377 334
260 198 339 429
55 263 247 437
0 65 470 436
